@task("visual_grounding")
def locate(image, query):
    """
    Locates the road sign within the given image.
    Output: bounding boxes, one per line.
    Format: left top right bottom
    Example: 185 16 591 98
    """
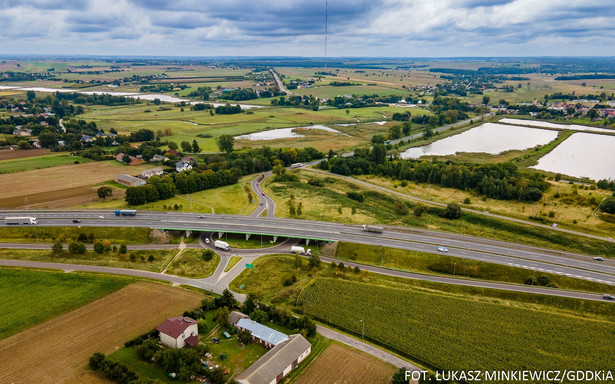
245 263 254 269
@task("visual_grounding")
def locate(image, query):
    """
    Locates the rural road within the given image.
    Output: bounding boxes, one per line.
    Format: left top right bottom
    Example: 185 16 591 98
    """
249 171 276 218
270 69 295 96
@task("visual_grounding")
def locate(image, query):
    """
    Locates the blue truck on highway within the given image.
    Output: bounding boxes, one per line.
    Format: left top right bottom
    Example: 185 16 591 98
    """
115 209 137 216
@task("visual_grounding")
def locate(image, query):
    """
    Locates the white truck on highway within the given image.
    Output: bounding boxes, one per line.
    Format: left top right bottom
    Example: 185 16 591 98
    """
361 225 383 233
214 240 230 251
5 217 38 225
290 245 311 256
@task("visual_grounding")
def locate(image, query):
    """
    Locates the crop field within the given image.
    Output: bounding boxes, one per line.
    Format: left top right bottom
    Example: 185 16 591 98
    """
0 248 178 272
0 160 153 208
299 279 615 373
294 343 395 384
0 268 128 340
0 148 51 160
0 281 204 384
164 248 220 278
0 153 92 174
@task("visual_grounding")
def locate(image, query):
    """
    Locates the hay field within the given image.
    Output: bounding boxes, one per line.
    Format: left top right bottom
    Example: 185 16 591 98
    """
0 282 203 384
294 343 396 384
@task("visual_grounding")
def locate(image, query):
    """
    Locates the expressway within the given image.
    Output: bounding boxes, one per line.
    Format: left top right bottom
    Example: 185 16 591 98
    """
2 210 614 287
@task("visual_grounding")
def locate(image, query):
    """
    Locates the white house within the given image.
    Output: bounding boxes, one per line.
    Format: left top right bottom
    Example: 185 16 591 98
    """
175 161 192 172
140 167 164 179
156 316 199 349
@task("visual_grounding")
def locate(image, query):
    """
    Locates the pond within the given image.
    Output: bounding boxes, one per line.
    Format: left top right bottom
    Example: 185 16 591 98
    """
235 125 347 141
400 123 558 159
499 118 615 134
531 132 615 181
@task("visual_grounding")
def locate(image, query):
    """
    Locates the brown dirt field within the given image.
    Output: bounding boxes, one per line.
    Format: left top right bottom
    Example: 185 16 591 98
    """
294 343 396 384
0 282 203 384
0 148 51 160
0 160 149 208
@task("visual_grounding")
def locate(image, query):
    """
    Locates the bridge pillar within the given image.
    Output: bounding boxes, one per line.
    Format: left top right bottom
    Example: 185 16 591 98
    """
218 232 223 239
273 236 278 242
305 239 310 245
185 230 191 238
245 233 251 241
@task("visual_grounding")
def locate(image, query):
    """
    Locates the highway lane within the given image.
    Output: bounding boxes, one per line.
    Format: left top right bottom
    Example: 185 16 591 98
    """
249 171 276 218
2 210 614 285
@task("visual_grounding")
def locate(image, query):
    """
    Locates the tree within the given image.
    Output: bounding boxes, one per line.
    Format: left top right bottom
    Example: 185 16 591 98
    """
587 108 598 119
394 200 409 215
250 309 268 323
402 122 411 136
216 306 230 328
482 96 490 105
202 249 215 261
192 139 201 153
308 253 321 269
216 135 235 153
18 140 31 150
297 202 303 216
93 241 104 254
52 239 63 254
241 293 257 315
441 202 462 219
600 197 615 214
168 141 178 150
238 330 252 345
214 288 237 309
371 144 387 164
97 186 113 201
26 90 36 102
122 154 131 164
119 243 127 254
180 141 192 152
289 199 296 216
423 126 434 139
68 242 86 254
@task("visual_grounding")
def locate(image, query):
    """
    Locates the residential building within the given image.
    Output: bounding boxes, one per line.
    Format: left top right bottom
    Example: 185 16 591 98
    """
115 174 146 187
12 128 32 136
80 135 93 143
157 316 199 349
150 154 169 163
140 167 164 179
235 334 311 384
176 161 192 172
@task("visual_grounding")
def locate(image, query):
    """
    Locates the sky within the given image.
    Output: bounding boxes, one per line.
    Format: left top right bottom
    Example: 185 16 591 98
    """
0 0 614 57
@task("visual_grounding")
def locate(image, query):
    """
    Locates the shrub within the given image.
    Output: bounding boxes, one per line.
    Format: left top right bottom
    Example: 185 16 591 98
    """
68 242 86 254
93 241 104 254
346 191 364 202
441 203 462 219
202 249 215 261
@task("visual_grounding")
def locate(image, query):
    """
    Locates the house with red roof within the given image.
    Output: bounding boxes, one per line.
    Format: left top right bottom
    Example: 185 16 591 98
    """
156 316 199 348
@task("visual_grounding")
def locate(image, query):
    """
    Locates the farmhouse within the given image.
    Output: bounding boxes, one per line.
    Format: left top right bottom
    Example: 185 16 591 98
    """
140 167 163 179
236 318 288 349
149 154 169 163
115 174 146 187
156 316 199 349
234 334 311 384
12 128 32 136
176 161 192 172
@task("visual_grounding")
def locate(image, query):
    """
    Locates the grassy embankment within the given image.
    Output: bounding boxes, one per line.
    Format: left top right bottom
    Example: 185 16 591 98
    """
263 170 615 257
0 226 153 244
80 179 258 215
164 249 220 278
0 268 129 340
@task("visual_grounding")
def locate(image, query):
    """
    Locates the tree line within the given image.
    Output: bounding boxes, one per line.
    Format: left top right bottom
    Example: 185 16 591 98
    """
318 147 548 202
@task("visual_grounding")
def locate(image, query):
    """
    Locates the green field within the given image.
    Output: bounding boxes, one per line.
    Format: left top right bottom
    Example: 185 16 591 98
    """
80 179 258 215
0 268 129 339
298 279 615 373
0 153 92 174
0 226 153 244
164 249 220 278
109 347 175 383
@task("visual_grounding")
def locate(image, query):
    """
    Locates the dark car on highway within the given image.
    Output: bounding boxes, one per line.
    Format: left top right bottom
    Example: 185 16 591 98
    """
72 219 81 223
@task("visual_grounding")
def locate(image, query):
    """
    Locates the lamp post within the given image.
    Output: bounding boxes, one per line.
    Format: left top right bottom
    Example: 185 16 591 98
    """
359 319 365 339
532 270 535 286
453 262 456 277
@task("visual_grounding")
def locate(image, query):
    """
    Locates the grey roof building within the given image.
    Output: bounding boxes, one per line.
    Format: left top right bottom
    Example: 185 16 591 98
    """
229 311 250 326
236 318 288 348
235 334 311 384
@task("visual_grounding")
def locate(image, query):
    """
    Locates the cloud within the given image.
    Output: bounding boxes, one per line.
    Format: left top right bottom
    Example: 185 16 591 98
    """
0 0 613 56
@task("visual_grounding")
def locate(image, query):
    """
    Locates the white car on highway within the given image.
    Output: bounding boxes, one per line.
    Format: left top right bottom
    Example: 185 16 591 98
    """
437 246 448 252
